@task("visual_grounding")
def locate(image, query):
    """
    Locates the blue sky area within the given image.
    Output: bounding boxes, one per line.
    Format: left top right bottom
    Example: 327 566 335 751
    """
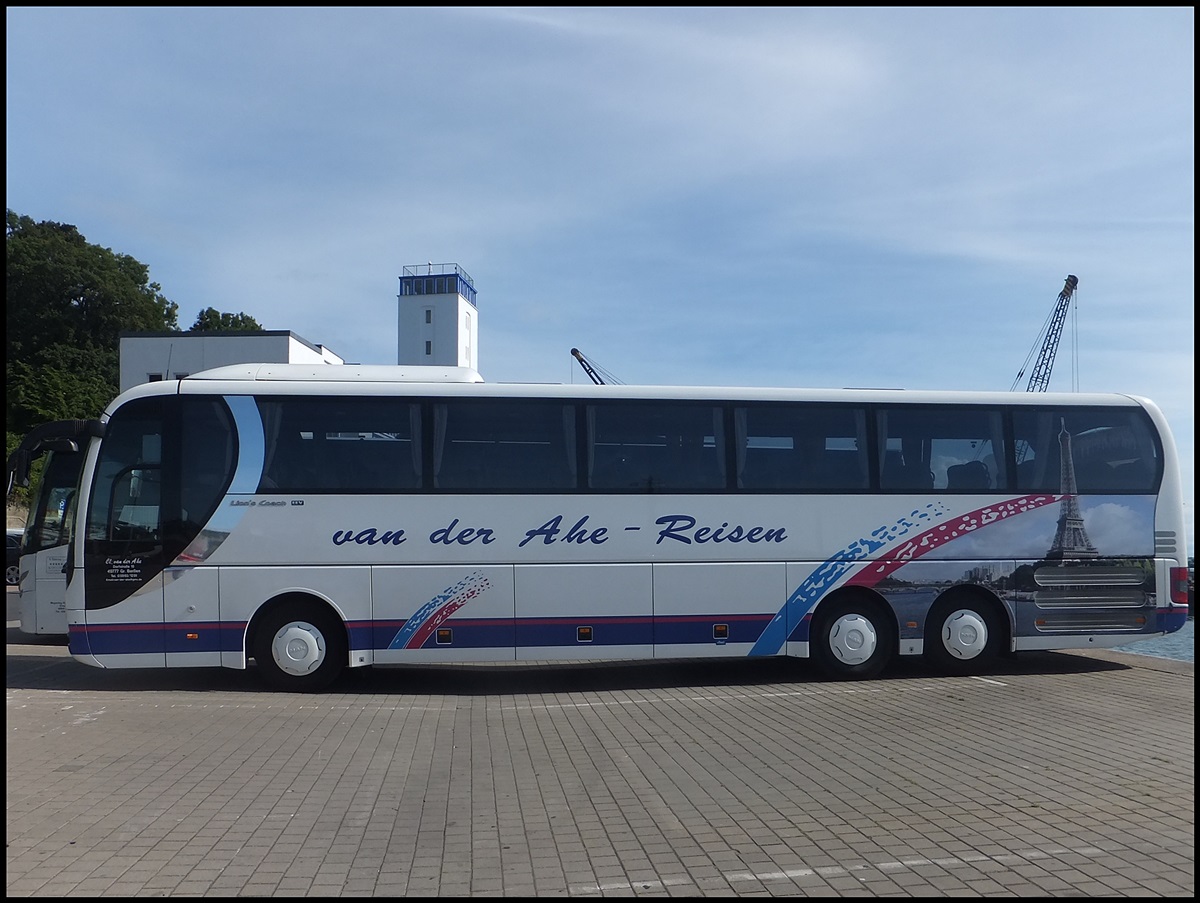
6 8 1194 552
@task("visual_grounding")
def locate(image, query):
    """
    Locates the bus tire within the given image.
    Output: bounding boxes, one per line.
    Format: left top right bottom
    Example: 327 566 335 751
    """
924 593 1004 674
810 594 895 680
253 600 347 692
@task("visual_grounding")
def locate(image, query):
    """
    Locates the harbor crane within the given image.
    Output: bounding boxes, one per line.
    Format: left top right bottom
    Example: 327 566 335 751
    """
1010 275 1079 393
570 348 623 385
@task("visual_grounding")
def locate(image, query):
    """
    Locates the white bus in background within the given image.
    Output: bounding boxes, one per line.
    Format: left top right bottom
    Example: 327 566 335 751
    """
25 363 1190 692
7 423 94 635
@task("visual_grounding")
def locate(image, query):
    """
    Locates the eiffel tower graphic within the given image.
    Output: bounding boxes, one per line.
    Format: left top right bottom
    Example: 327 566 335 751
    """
1045 418 1099 560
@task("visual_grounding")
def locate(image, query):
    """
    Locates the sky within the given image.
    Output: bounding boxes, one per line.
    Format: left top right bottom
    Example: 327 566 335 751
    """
6 7 1194 553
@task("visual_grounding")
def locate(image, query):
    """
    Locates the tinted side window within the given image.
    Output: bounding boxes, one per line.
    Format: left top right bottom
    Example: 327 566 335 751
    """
1012 407 1160 494
733 404 867 491
178 397 235 536
257 397 423 493
877 407 1007 492
588 402 725 492
434 400 576 491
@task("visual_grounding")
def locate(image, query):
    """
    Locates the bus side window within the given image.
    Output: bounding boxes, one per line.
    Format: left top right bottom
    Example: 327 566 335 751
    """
179 397 235 528
878 407 1005 492
435 400 576 491
1012 407 1160 495
733 404 866 491
588 402 723 492
1071 429 1159 494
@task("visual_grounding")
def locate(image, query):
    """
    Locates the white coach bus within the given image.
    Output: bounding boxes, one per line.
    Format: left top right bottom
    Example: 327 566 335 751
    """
31 363 1190 691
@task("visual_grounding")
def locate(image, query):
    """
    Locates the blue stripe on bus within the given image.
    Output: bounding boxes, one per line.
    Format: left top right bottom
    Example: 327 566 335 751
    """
1160 607 1190 632
67 625 91 657
72 622 248 656
517 617 651 648
366 615 774 649
72 605 1179 659
164 623 247 653
651 614 772 645
75 616 773 656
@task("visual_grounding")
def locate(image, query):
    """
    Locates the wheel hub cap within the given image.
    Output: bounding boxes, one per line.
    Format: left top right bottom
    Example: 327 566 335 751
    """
271 622 326 676
829 613 877 665
942 610 989 660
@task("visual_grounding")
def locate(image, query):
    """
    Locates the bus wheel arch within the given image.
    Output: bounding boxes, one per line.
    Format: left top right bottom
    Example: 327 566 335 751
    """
249 594 349 692
810 589 897 680
924 587 1008 673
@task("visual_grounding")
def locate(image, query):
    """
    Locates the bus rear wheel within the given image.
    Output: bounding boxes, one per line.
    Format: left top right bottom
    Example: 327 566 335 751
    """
810 595 895 680
924 595 1004 674
253 600 347 692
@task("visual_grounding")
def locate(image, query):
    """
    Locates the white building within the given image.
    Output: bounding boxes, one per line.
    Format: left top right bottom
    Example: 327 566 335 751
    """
118 330 344 393
397 263 478 370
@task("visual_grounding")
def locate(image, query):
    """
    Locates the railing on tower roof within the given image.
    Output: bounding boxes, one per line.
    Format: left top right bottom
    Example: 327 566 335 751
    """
399 263 477 307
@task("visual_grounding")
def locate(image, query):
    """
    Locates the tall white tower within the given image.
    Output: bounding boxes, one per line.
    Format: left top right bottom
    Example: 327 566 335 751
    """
397 263 479 370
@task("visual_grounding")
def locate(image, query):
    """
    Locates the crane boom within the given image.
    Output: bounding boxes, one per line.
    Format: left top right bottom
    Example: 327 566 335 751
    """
1011 275 1079 392
570 348 605 385
571 348 625 385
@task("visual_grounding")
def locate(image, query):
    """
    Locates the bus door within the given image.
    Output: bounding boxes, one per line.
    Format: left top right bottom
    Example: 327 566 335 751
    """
80 394 208 667
81 453 168 666
19 448 80 635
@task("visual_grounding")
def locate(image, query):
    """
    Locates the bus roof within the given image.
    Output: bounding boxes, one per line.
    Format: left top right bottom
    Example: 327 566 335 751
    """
106 363 1159 412
184 363 486 384
463 386 1150 410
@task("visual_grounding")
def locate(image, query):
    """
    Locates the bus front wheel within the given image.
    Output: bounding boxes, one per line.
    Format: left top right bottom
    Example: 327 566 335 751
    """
810 595 895 680
924 595 1004 674
253 600 347 692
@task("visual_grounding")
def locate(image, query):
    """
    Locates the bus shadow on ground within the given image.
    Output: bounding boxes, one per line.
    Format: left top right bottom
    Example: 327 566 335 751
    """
345 651 1130 697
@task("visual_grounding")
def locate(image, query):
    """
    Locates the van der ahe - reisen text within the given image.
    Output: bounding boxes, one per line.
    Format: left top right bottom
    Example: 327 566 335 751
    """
329 514 787 548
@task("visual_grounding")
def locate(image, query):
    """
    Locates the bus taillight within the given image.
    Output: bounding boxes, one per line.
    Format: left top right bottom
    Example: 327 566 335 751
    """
1169 567 1189 606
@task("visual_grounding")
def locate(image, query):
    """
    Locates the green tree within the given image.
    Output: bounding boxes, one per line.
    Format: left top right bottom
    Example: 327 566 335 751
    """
6 210 263 477
6 210 179 440
190 307 262 332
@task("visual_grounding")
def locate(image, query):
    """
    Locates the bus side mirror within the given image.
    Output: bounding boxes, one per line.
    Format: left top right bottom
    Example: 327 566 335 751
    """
6 449 32 494
40 439 80 454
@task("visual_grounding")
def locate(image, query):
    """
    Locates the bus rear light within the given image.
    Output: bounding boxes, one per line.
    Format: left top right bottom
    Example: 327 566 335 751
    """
1169 568 1189 605
185 633 199 640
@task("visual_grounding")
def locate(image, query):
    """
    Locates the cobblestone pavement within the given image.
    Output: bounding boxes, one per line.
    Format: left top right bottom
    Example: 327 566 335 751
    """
6 618 1194 897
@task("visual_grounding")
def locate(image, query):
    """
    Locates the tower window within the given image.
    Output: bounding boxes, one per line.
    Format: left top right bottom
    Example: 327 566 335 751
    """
425 341 432 356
